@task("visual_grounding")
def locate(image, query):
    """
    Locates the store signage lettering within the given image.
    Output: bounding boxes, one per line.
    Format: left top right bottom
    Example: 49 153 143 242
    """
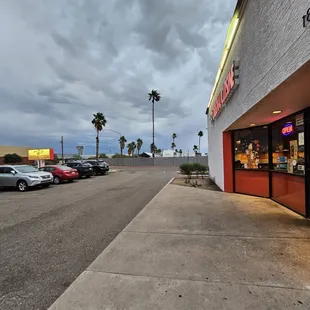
211 61 240 120
302 8 310 28
28 148 54 160
282 123 293 136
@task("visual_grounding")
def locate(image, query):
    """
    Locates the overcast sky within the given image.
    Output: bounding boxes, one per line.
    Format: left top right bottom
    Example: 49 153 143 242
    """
0 0 236 155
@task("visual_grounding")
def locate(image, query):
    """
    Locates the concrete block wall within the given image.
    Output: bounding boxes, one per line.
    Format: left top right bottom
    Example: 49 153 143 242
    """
103 156 208 167
208 0 310 190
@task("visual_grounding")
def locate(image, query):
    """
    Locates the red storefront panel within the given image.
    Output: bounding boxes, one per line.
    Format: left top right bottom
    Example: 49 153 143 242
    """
271 172 305 215
235 170 269 198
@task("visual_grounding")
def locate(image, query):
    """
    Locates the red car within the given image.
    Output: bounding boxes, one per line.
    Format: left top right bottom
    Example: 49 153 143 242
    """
39 165 79 184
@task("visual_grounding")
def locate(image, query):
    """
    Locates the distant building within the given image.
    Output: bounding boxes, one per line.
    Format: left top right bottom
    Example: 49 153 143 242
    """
0 145 33 165
139 152 153 158
161 150 207 157
162 150 175 157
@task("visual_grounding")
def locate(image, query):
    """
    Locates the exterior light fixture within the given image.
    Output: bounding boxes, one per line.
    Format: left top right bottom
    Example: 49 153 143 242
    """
272 110 282 114
250 124 256 127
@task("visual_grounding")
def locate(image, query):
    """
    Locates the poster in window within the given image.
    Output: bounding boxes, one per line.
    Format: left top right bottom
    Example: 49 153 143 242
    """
298 132 304 146
287 159 294 173
289 140 298 159
296 113 304 126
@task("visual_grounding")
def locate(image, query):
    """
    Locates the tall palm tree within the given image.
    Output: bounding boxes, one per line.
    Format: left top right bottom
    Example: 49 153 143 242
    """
137 138 143 156
131 141 136 156
119 136 127 158
193 145 198 154
91 112 107 160
172 133 177 151
127 143 133 156
198 130 203 154
171 142 176 150
148 89 161 158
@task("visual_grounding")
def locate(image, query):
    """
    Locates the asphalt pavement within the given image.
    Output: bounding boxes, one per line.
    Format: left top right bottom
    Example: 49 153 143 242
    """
0 168 176 310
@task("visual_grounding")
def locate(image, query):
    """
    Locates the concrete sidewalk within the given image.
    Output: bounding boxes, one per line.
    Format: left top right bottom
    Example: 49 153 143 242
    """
49 182 310 309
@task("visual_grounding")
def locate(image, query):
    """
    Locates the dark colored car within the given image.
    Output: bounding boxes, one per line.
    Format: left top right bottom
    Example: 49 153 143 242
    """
84 160 109 175
39 165 79 184
65 161 93 179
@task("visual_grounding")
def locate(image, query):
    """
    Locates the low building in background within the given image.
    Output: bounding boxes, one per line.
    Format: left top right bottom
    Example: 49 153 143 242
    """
0 145 33 165
162 150 175 157
139 152 153 158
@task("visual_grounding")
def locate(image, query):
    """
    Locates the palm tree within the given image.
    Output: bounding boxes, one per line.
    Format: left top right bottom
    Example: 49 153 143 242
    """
119 136 127 158
198 130 203 154
137 138 143 156
127 143 133 156
150 143 157 154
156 148 162 156
131 141 136 156
172 133 177 151
148 89 161 158
179 149 183 157
91 112 107 160
171 142 176 150
193 145 198 154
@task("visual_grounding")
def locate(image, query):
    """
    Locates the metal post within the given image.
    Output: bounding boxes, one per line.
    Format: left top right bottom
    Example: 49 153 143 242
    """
60 136 64 164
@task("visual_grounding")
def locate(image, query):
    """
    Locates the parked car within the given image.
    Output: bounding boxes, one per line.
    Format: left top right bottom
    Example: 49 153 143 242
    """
84 160 109 175
0 165 53 192
39 165 79 184
65 161 93 179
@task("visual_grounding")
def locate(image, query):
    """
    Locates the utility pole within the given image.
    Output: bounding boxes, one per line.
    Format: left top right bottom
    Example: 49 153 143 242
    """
60 136 64 164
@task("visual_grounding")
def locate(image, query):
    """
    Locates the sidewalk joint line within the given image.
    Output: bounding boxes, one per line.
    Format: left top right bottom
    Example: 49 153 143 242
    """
122 230 310 240
85 270 309 292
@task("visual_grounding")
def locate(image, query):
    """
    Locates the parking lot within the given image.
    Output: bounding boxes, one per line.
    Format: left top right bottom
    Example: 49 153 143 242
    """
0 167 176 310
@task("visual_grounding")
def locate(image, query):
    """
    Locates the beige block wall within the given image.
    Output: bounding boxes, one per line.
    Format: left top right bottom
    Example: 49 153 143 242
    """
0 146 32 157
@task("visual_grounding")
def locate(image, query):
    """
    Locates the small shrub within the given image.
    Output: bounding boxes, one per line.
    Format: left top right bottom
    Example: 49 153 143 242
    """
180 163 208 180
3 153 23 164
192 163 202 178
198 164 208 178
179 163 194 179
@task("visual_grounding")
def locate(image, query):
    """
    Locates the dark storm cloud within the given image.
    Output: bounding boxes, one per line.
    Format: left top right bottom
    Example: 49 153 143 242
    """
0 0 237 153
51 32 78 58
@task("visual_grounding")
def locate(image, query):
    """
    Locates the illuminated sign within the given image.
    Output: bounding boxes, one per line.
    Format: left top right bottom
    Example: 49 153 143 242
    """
28 149 54 160
211 61 240 120
282 123 294 136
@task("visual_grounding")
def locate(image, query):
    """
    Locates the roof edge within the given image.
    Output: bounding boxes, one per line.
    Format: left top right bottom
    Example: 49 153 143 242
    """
206 0 248 115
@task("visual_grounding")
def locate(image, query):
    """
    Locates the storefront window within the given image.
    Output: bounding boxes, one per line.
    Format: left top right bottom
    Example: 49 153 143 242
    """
271 113 305 175
234 127 269 169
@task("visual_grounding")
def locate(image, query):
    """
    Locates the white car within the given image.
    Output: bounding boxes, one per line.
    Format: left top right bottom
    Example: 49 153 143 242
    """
0 165 53 192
